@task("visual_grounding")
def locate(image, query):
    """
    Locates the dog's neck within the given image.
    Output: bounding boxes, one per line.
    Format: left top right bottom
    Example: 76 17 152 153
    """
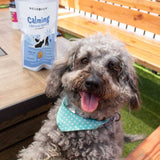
56 97 113 132
61 91 108 120
63 96 121 122
64 97 91 119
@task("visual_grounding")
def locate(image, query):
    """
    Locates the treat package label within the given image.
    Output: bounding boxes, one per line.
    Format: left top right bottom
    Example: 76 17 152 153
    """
15 0 59 71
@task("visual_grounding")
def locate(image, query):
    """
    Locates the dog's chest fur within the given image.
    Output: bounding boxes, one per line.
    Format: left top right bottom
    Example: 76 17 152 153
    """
38 99 124 160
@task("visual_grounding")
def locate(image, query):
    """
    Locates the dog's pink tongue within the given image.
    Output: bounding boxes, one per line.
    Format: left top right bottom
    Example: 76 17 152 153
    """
80 92 99 113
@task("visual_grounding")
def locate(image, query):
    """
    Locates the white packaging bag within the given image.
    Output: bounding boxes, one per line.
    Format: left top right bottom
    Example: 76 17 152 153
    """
15 0 59 71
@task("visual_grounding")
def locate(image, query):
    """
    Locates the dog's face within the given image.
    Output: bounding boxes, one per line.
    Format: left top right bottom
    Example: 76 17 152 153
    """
46 34 140 120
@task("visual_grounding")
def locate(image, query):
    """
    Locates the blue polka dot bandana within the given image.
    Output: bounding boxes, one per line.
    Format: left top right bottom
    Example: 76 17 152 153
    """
56 97 110 132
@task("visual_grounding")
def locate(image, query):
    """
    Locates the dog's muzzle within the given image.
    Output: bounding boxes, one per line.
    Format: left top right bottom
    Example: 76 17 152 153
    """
85 73 101 91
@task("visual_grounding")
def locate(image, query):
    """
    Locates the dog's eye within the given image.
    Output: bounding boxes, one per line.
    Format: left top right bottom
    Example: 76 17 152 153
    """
107 60 121 72
108 61 114 70
81 57 89 65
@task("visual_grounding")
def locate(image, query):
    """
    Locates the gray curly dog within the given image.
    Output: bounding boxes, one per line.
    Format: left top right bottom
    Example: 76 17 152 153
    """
18 34 142 160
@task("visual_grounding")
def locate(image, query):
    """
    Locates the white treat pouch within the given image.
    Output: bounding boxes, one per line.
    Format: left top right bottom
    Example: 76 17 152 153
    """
15 0 59 71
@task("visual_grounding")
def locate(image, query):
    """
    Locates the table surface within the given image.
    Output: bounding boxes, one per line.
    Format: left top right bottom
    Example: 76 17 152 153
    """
0 9 49 109
0 9 71 109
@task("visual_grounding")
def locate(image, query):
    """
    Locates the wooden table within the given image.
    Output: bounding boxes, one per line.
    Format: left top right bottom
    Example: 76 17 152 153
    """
0 9 52 125
0 9 71 159
0 7 71 122
0 8 51 159
0 9 50 108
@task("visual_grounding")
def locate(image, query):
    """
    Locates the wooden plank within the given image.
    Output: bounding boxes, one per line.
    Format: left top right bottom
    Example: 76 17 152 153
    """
0 136 33 160
0 136 65 160
0 103 51 131
58 15 160 72
59 0 160 35
58 18 96 37
125 126 160 160
104 0 160 15
58 15 160 52
0 0 9 5
126 46 160 73
0 112 48 151
59 16 160 55
0 8 8 12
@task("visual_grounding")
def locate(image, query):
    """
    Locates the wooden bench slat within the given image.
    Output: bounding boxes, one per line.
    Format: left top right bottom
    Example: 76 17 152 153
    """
58 12 73 17
59 16 160 56
0 136 33 160
0 0 9 5
58 15 160 56
127 46 160 72
58 15 160 72
59 0 160 35
58 18 96 37
125 126 160 160
104 0 160 15
0 111 47 151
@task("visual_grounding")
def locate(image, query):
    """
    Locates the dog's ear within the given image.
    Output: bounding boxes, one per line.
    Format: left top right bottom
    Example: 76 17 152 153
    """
118 53 141 110
45 58 69 98
45 42 79 98
127 69 141 110
120 62 141 110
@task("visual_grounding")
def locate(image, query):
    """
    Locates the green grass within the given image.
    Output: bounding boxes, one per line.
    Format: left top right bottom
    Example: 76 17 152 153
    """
0 5 8 9
63 33 78 40
122 64 160 157
64 33 160 157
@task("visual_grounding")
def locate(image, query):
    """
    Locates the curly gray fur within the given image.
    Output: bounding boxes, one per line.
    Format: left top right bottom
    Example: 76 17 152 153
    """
18 34 141 160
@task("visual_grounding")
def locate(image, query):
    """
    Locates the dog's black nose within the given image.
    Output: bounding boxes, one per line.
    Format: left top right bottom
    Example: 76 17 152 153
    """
85 74 100 90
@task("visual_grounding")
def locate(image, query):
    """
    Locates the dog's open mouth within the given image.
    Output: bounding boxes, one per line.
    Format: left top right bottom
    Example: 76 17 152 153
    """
80 92 100 113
